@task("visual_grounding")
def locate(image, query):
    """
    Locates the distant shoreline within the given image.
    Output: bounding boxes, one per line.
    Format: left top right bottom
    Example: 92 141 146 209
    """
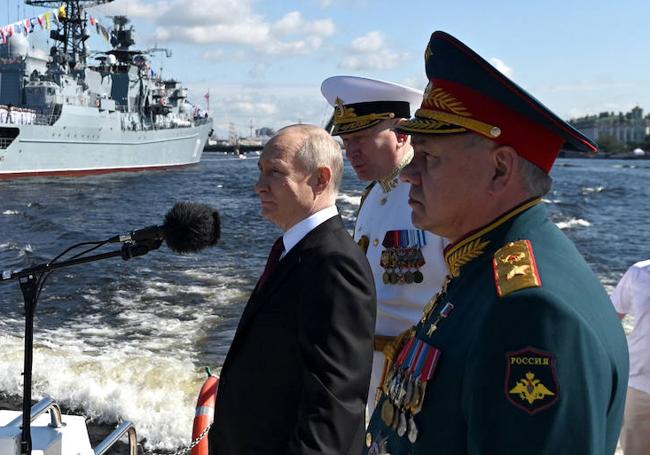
559 151 649 160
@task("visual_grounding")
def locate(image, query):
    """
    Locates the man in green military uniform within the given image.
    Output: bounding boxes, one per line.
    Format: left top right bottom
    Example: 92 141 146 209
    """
364 31 628 454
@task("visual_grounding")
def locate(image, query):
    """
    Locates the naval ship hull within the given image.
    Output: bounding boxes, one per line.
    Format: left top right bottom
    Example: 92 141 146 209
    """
0 105 211 179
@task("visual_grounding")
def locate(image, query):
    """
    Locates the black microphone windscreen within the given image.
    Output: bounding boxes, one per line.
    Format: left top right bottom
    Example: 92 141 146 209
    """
163 202 221 253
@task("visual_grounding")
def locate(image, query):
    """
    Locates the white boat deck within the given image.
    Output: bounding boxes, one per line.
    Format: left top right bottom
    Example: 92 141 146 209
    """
0 408 93 455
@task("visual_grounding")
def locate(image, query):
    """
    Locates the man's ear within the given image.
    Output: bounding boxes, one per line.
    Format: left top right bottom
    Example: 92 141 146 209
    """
490 145 518 192
395 131 409 147
314 166 332 193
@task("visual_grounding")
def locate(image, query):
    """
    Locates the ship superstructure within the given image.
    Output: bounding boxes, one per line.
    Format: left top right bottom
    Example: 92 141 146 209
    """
0 0 212 178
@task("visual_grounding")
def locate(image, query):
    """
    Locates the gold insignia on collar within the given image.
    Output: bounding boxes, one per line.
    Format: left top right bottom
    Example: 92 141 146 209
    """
509 372 555 405
378 148 413 193
446 237 490 277
493 240 541 297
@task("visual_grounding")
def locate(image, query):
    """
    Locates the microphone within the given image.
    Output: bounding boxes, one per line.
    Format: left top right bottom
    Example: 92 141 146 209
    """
109 202 221 253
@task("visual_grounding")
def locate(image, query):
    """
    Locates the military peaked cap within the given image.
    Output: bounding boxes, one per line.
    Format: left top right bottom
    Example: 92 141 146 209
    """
397 31 597 172
321 75 423 136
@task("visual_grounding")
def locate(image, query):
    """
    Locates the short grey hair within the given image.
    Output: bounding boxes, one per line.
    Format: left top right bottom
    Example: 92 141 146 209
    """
462 133 553 197
517 156 553 197
279 124 344 192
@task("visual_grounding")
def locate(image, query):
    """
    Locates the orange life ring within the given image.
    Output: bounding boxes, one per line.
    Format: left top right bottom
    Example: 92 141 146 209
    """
191 373 219 455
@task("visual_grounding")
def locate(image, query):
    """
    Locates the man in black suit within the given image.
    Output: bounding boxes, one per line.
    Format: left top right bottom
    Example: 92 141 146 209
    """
209 124 377 455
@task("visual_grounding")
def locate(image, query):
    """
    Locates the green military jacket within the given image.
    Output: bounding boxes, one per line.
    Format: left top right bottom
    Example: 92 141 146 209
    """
365 199 628 454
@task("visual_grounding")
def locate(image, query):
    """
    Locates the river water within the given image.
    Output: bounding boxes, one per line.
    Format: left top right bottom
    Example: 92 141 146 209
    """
0 155 646 450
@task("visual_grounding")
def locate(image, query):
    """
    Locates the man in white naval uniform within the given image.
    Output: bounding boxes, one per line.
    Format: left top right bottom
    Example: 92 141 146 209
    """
321 75 448 416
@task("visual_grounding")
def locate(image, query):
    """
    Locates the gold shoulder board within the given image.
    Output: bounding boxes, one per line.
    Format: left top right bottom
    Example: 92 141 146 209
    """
493 240 542 297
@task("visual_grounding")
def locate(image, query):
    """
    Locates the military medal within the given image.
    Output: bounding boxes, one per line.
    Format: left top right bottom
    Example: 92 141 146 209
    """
378 334 445 442
407 415 418 443
380 399 395 426
411 346 441 415
380 229 427 286
409 378 422 411
358 235 370 254
404 375 414 406
396 411 407 437
427 301 454 336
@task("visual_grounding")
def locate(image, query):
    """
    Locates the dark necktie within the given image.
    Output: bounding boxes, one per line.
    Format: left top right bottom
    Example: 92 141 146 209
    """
257 236 284 290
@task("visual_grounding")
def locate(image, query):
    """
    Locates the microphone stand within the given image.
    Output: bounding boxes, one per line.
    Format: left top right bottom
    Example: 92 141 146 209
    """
0 239 162 455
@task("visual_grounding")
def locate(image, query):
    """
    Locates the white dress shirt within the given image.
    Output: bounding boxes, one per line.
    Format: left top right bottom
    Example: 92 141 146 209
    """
282 205 339 256
612 259 650 394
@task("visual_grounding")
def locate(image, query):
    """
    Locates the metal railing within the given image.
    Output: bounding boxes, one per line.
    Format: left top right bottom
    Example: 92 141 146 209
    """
94 421 138 455
0 109 61 127
6 397 64 429
0 137 15 149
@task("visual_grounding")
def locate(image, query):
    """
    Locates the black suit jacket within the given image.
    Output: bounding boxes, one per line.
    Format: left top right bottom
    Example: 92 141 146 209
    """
209 215 376 455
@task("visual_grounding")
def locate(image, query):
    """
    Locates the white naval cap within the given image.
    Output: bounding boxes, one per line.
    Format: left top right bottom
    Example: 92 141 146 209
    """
321 75 423 136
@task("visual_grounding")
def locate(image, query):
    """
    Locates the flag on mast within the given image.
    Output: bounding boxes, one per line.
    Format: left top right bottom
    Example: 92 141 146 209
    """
204 90 210 113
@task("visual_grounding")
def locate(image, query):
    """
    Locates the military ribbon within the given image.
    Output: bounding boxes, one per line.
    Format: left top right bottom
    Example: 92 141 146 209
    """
421 346 441 381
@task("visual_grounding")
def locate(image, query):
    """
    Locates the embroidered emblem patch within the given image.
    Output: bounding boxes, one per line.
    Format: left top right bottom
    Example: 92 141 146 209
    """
493 240 542 297
505 347 559 414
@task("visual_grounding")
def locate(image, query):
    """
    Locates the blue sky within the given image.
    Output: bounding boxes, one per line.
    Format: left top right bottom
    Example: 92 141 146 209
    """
2 0 649 138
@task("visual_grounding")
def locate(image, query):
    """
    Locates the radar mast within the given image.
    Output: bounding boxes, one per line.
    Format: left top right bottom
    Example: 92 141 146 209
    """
25 0 114 76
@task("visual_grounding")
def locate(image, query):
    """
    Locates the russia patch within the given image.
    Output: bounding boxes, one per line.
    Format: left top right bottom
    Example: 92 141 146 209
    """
505 347 559 414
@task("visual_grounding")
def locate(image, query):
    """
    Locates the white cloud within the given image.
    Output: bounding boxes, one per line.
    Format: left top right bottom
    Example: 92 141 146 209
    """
89 0 163 19
310 19 336 37
272 11 303 36
263 36 324 55
234 101 278 115
338 30 410 70
202 49 225 61
338 52 404 70
350 31 384 53
156 0 254 27
154 21 269 45
132 0 334 59
489 57 513 78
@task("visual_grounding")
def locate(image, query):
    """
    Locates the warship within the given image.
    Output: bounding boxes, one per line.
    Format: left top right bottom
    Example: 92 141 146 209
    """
0 0 212 179
0 1 213 454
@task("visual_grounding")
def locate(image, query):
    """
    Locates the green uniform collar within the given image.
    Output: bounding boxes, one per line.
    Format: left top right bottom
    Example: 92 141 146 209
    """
444 198 543 277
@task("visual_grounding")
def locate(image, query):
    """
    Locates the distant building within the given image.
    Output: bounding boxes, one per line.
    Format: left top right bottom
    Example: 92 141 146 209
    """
569 107 649 146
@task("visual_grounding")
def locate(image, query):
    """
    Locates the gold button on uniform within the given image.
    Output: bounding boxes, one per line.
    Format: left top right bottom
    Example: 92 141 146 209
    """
366 432 372 447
